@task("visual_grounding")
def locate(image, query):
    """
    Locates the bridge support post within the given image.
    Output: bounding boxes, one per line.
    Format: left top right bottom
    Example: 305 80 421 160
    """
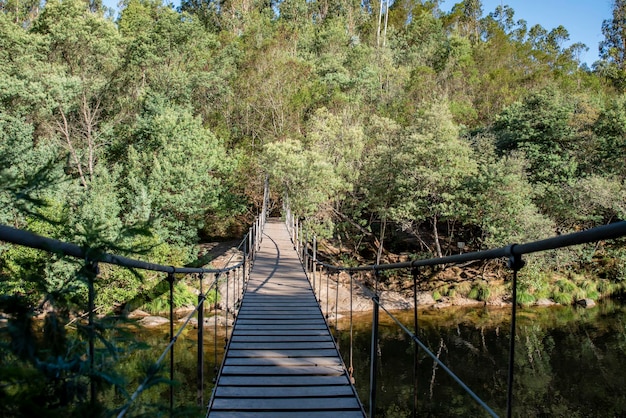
85 259 99 407
312 236 317 293
197 273 204 407
412 267 419 418
168 271 175 415
369 295 380 418
506 245 525 418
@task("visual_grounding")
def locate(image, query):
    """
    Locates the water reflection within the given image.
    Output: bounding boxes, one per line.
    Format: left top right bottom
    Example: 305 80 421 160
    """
335 300 626 417
102 321 226 416
111 301 625 417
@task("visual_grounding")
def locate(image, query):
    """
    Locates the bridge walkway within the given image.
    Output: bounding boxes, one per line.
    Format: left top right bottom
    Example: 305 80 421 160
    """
207 218 365 417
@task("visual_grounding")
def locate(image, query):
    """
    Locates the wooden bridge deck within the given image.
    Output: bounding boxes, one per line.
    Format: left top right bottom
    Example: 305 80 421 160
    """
207 219 365 417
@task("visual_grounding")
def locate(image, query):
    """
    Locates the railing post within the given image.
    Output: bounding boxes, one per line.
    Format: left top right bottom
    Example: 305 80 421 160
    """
369 295 380 418
506 245 525 418
225 271 230 345
86 259 99 407
243 239 248 292
299 220 303 259
257 216 261 251
213 273 219 382
167 271 175 414
294 217 298 250
312 235 317 293
249 226 254 262
197 273 204 407
412 267 419 418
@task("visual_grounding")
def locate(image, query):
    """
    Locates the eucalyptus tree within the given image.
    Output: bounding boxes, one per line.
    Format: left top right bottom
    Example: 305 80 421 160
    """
599 0 626 89
32 0 121 189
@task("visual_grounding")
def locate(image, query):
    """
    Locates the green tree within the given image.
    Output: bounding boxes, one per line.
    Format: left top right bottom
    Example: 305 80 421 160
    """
464 134 555 248
361 102 476 258
263 138 343 236
598 0 626 89
122 96 232 249
33 0 121 188
593 95 626 178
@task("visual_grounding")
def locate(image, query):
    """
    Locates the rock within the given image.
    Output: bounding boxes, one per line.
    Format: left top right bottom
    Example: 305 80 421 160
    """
416 292 436 306
535 298 556 307
127 309 151 319
138 316 170 327
453 297 486 307
197 316 234 327
576 298 596 308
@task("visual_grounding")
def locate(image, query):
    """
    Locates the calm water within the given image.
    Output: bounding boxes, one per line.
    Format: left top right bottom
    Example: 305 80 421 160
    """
115 300 626 417
334 300 626 417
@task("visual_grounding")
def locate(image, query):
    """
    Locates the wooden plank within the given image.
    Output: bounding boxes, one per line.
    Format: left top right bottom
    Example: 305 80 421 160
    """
233 324 328 330
228 341 336 350
208 411 365 418
224 357 342 367
231 330 328 336
210 397 362 410
236 313 320 319
214 385 356 398
230 335 332 343
238 306 320 311
221 365 344 375
217 375 351 386
234 319 327 326
225 349 339 358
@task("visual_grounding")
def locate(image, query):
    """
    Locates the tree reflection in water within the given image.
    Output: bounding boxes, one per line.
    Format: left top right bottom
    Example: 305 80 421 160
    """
336 300 626 417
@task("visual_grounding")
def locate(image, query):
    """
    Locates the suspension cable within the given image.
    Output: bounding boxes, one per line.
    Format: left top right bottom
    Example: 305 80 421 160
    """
412 267 419 418
349 271 355 384
375 300 499 418
335 272 339 341
506 245 525 418
213 272 219 382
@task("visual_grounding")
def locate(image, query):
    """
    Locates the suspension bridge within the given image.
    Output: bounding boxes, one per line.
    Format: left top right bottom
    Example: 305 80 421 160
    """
207 219 365 417
1 204 626 417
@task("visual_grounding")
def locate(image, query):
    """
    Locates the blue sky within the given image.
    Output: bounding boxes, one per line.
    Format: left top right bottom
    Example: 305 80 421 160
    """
440 0 613 66
103 0 612 66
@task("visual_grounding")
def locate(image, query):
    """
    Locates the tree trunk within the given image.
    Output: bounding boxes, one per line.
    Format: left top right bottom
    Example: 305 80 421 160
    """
376 0 384 47
376 216 387 265
433 215 443 258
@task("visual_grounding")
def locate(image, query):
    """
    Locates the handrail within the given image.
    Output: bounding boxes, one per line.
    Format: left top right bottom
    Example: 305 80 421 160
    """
0 224 243 274
312 221 626 272
0 208 266 415
291 216 626 418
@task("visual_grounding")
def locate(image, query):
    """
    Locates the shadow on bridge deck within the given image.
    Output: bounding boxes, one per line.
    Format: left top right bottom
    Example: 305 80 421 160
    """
207 219 366 418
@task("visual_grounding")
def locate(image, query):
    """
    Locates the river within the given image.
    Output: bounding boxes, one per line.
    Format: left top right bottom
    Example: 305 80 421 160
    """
335 299 626 417
111 299 626 417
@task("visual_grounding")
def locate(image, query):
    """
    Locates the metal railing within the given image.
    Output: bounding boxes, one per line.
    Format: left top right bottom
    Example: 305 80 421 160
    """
287 215 626 418
0 211 266 416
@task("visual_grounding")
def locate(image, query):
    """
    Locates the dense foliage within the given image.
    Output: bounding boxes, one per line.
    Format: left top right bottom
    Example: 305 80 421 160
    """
0 0 624 306
0 0 626 413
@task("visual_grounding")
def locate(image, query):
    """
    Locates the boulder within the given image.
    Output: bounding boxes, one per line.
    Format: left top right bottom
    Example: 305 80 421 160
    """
535 298 556 307
576 298 596 308
138 316 170 327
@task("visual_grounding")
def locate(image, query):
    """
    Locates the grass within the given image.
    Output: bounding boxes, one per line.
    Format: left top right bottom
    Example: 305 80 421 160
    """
552 292 573 306
468 283 490 301
517 291 536 306
142 281 198 314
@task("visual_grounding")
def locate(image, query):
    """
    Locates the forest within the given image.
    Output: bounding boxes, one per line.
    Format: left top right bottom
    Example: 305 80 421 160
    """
2 0 626 414
2 0 626 330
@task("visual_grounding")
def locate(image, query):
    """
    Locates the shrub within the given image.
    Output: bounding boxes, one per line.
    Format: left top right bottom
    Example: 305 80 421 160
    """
456 281 472 297
468 283 490 301
556 278 576 293
553 292 573 305
517 291 536 306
